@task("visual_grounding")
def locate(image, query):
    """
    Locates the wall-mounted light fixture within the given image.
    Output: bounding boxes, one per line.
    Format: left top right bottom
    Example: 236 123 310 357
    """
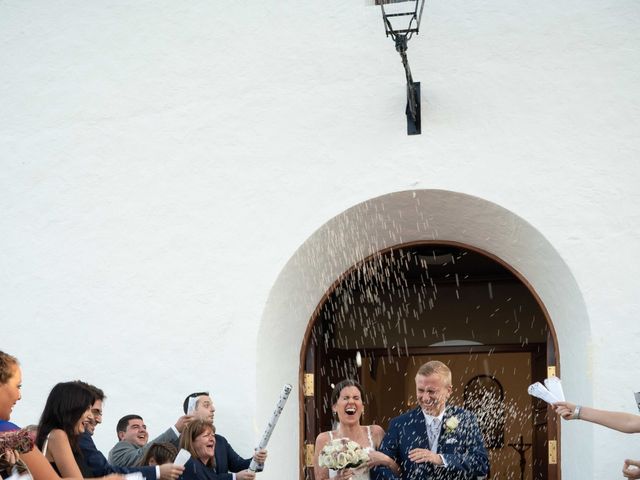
378 0 426 135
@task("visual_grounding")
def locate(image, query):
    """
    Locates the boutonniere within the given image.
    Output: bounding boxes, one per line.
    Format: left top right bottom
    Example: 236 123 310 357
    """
443 416 460 435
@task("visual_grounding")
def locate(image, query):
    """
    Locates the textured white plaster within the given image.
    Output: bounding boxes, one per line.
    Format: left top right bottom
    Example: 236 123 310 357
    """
1 0 639 478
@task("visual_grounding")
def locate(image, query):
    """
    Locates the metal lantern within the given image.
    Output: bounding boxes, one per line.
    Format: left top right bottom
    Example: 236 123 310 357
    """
378 0 426 135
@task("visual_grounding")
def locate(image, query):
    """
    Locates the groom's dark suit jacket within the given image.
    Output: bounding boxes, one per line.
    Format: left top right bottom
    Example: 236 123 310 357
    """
372 405 489 480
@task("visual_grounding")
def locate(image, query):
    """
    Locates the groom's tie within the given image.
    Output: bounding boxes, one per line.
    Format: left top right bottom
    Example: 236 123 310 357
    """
427 418 440 451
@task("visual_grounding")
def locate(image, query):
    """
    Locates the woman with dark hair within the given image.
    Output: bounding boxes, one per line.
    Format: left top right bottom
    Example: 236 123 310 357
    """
0 350 122 480
313 379 399 480
178 419 256 480
138 442 178 467
36 382 96 477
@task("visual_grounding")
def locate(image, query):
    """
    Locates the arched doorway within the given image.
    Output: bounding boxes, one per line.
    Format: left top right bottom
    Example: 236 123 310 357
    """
257 190 591 480
301 242 559 480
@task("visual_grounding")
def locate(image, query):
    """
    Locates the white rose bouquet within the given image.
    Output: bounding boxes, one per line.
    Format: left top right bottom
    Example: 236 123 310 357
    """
318 438 369 471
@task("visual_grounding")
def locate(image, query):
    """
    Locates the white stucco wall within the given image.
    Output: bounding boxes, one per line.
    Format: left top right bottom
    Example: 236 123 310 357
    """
1 1 639 478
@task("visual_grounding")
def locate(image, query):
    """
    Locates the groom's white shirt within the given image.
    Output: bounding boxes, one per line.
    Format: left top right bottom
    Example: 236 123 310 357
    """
422 409 448 466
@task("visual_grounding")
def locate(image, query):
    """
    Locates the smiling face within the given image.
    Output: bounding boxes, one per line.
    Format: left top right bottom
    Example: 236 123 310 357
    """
74 406 94 434
0 365 22 420
415 373 452 416
85 399 103 435
192 426 216 464
332 385 364 426
121 418 149 447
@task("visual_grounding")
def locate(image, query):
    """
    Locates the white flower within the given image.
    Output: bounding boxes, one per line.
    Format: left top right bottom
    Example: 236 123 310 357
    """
444 416 460 434
318 437 370 470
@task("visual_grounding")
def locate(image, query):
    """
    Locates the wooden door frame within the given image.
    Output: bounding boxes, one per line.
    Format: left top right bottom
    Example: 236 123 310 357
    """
298 240 561 480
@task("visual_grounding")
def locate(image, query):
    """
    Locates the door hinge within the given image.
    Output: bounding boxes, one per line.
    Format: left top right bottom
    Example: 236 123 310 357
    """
305 444 315 467
547 366 556 378
303 373 314 397
548 439 557 464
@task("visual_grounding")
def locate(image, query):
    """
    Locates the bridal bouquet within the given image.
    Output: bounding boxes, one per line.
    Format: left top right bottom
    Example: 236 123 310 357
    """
318 438 369 470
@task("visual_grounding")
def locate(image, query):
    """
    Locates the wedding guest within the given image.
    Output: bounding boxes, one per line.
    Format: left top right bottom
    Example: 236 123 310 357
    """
35 381 98 477
178 419 256 480
0 351 121 480
373 360 489 480
182 393 214 424
553 400 640 478
76 381 183 480
182 392 266 474
108 413 191 467
313 379 400 480
139 443 178 467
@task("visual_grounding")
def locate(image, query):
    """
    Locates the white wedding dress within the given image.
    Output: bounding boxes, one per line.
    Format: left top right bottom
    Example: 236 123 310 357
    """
328 426 374 480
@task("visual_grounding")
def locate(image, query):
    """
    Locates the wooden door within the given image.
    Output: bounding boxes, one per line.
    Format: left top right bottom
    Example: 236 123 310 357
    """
531 336 559 480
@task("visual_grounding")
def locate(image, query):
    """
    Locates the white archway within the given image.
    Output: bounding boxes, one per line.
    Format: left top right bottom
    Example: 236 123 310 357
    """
257 189 591 479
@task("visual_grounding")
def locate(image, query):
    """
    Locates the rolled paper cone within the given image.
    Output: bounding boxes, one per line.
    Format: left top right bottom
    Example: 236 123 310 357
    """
544 376 565 402
249 384 293 472
527 382 559 404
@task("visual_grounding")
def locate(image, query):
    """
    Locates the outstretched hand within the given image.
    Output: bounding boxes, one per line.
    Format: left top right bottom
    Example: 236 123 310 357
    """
552 401 577 420
159 463 185 480
623 459 640 479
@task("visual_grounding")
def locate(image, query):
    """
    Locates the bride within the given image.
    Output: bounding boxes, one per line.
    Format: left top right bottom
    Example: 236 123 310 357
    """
313 379 400 480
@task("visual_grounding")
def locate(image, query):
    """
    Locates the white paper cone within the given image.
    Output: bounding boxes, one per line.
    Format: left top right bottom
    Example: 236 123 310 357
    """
528 382 560 404
174 449 191 466
544 376 565 402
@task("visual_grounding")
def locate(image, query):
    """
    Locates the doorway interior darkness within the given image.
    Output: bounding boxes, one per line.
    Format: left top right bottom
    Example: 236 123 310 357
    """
302 243 559 480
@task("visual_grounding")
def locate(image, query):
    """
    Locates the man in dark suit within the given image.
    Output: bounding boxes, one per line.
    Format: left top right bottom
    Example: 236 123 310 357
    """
373 361 489 480
183 392 267 480
77 382 184 480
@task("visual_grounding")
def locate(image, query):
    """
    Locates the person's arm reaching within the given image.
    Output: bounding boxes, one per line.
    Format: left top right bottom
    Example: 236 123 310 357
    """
553 402 640 433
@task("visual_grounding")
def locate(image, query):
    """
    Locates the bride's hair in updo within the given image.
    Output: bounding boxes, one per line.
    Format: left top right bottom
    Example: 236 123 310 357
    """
331 379 365 406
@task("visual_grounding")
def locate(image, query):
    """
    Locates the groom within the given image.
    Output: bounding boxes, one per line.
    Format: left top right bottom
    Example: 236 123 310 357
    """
372 360 489 479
